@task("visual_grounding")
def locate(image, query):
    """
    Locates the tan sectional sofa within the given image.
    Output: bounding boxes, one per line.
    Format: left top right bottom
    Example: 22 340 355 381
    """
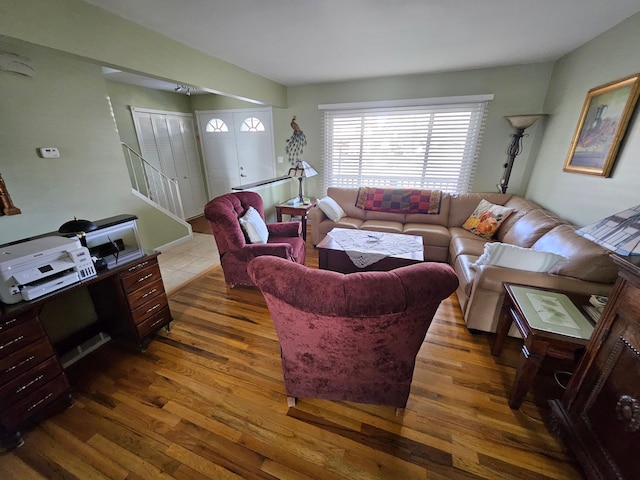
308 187 617 334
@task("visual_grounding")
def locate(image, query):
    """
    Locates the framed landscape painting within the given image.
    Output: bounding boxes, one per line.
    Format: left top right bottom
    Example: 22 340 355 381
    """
563 73 640 177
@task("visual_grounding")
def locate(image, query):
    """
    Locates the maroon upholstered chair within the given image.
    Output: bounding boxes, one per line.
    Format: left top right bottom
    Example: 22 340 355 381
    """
204 191 306 289
247 256 459 410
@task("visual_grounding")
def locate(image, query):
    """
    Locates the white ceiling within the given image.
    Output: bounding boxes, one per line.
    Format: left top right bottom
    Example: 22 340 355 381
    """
87 0 640 90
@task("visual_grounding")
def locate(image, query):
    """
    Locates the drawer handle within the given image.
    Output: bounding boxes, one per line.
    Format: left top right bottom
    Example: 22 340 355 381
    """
0 335 25 351
146 303 161 314
4 355 36 374
137 273 153 283
150 317 166 329
27 392 54 412
141 288 157 299
0 317 19 331
128 261 149 272
16 374 45 394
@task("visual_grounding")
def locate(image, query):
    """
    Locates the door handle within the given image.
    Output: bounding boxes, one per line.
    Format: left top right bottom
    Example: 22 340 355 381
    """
240 174 247 177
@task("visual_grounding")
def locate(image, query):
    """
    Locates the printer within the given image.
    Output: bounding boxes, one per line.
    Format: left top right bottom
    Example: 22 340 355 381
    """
0 236 97 304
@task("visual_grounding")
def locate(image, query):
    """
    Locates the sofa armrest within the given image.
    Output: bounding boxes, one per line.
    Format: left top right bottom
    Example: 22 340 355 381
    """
267 221 301 237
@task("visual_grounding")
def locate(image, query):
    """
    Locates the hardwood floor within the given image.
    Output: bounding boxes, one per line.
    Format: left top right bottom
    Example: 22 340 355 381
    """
0 243 583 479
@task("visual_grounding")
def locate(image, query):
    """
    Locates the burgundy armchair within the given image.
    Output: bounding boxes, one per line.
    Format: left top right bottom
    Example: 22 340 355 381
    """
247 256 459 410
204 191 306 289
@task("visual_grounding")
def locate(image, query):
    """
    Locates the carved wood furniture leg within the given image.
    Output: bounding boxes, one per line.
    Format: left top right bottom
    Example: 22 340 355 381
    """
491 297 513 356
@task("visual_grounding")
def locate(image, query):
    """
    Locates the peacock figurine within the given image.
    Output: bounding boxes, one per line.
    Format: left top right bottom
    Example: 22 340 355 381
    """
285 116 307 164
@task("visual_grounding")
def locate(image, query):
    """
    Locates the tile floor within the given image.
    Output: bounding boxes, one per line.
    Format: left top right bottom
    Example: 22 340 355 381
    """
157 232 220 294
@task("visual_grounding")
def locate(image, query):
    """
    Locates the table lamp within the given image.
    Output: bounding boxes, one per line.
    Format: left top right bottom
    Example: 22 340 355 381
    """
576 204 640 256
288 160 317 203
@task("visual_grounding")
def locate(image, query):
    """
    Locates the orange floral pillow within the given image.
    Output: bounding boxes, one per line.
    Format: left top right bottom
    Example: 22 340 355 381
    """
462 200 514 240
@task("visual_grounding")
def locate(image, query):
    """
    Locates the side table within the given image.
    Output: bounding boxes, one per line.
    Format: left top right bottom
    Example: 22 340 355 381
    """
491 283 595 409
275 201 315 241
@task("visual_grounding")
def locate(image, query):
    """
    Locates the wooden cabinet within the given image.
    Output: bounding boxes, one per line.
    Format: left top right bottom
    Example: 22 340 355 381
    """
114 255 171 350
0 309 71 448
550 255 640 479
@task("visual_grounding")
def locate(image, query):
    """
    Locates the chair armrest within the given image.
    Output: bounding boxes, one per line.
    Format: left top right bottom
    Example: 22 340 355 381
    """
267 221 302 237
233 243 295 261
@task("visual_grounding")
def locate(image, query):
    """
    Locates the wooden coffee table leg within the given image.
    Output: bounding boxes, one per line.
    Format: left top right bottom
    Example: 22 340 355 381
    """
509 343 544 409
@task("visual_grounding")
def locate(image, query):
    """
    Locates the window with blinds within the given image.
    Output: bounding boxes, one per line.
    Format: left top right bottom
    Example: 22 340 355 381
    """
320 95 492 193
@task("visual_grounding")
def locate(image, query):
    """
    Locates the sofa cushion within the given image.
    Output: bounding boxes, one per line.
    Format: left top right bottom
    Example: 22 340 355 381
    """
317 196 346 222
471 242 566 272
501 209 564 247
360 219 404 234
448 193 512 227
403 223 451 247
327 187 366 219
532 224 618 283
462 200 514 240
495 196 539 241
239 206 269 243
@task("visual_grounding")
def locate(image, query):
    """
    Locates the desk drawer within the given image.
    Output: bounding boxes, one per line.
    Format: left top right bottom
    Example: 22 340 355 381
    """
0 338 55 385
0 317 46 358
0 356 62 408
1 374 69 430
0 310 37 333
126 278 165 311
137 306 171 339
121 263 162 294
131 294 168 325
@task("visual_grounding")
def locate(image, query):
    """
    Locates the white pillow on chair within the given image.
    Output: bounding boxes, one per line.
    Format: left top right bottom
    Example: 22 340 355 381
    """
239 206 269 243
317 196 346 222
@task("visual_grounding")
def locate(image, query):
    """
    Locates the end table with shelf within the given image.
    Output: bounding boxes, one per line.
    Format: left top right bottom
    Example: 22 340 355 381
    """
492 283 595 409
275 201 315 241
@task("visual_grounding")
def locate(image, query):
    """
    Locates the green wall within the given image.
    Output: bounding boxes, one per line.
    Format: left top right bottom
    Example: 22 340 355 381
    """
526 12 640 226
0 0 287 108
276 63 554 198
0 38 186 248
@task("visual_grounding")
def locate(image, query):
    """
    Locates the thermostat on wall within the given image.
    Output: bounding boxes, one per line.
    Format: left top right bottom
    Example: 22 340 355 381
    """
39 147 60 158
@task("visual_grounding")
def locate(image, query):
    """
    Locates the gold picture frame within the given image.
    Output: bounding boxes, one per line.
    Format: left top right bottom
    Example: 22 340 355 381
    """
563 73 640 177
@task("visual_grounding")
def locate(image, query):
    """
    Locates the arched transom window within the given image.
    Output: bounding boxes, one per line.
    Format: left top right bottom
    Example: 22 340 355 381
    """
205 118 229 133
240 117 265 132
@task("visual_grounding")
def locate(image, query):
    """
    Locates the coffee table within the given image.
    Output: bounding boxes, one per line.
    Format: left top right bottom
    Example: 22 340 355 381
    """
316 229 423 273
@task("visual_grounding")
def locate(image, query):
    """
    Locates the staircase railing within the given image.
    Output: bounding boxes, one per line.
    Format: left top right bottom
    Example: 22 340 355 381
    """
121 143 185 219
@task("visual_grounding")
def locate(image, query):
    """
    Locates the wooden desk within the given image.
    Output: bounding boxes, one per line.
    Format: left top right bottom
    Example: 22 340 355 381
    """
491 283 594 409
0 253 171 448
275 201 315 241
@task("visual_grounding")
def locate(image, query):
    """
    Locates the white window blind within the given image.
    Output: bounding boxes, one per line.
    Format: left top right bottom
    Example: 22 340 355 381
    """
320 95 492 193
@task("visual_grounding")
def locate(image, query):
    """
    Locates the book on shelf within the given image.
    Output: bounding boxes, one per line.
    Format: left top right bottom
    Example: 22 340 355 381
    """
583 305 603 323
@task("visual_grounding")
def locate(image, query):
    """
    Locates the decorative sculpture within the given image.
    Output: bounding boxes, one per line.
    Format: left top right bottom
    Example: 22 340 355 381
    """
0 173 21 216
285 116 307 165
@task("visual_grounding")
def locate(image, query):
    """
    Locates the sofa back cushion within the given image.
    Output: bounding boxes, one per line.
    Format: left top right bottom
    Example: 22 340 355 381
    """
533 224 618 283
496 197 539 241
447 193 512 227
327 187 366 220
500 209 564 247
405 194 451 226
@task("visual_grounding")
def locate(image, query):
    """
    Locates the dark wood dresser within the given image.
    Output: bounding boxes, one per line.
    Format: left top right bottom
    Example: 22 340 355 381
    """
0 252 171 448
550 255 640 479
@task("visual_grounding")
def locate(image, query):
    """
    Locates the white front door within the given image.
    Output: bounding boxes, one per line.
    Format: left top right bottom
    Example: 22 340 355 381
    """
132 108 207 219
196 108 276 199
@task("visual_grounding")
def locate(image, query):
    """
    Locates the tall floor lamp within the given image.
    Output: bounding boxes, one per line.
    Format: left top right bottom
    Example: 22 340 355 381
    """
288 160 317 203
498 114 546 193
